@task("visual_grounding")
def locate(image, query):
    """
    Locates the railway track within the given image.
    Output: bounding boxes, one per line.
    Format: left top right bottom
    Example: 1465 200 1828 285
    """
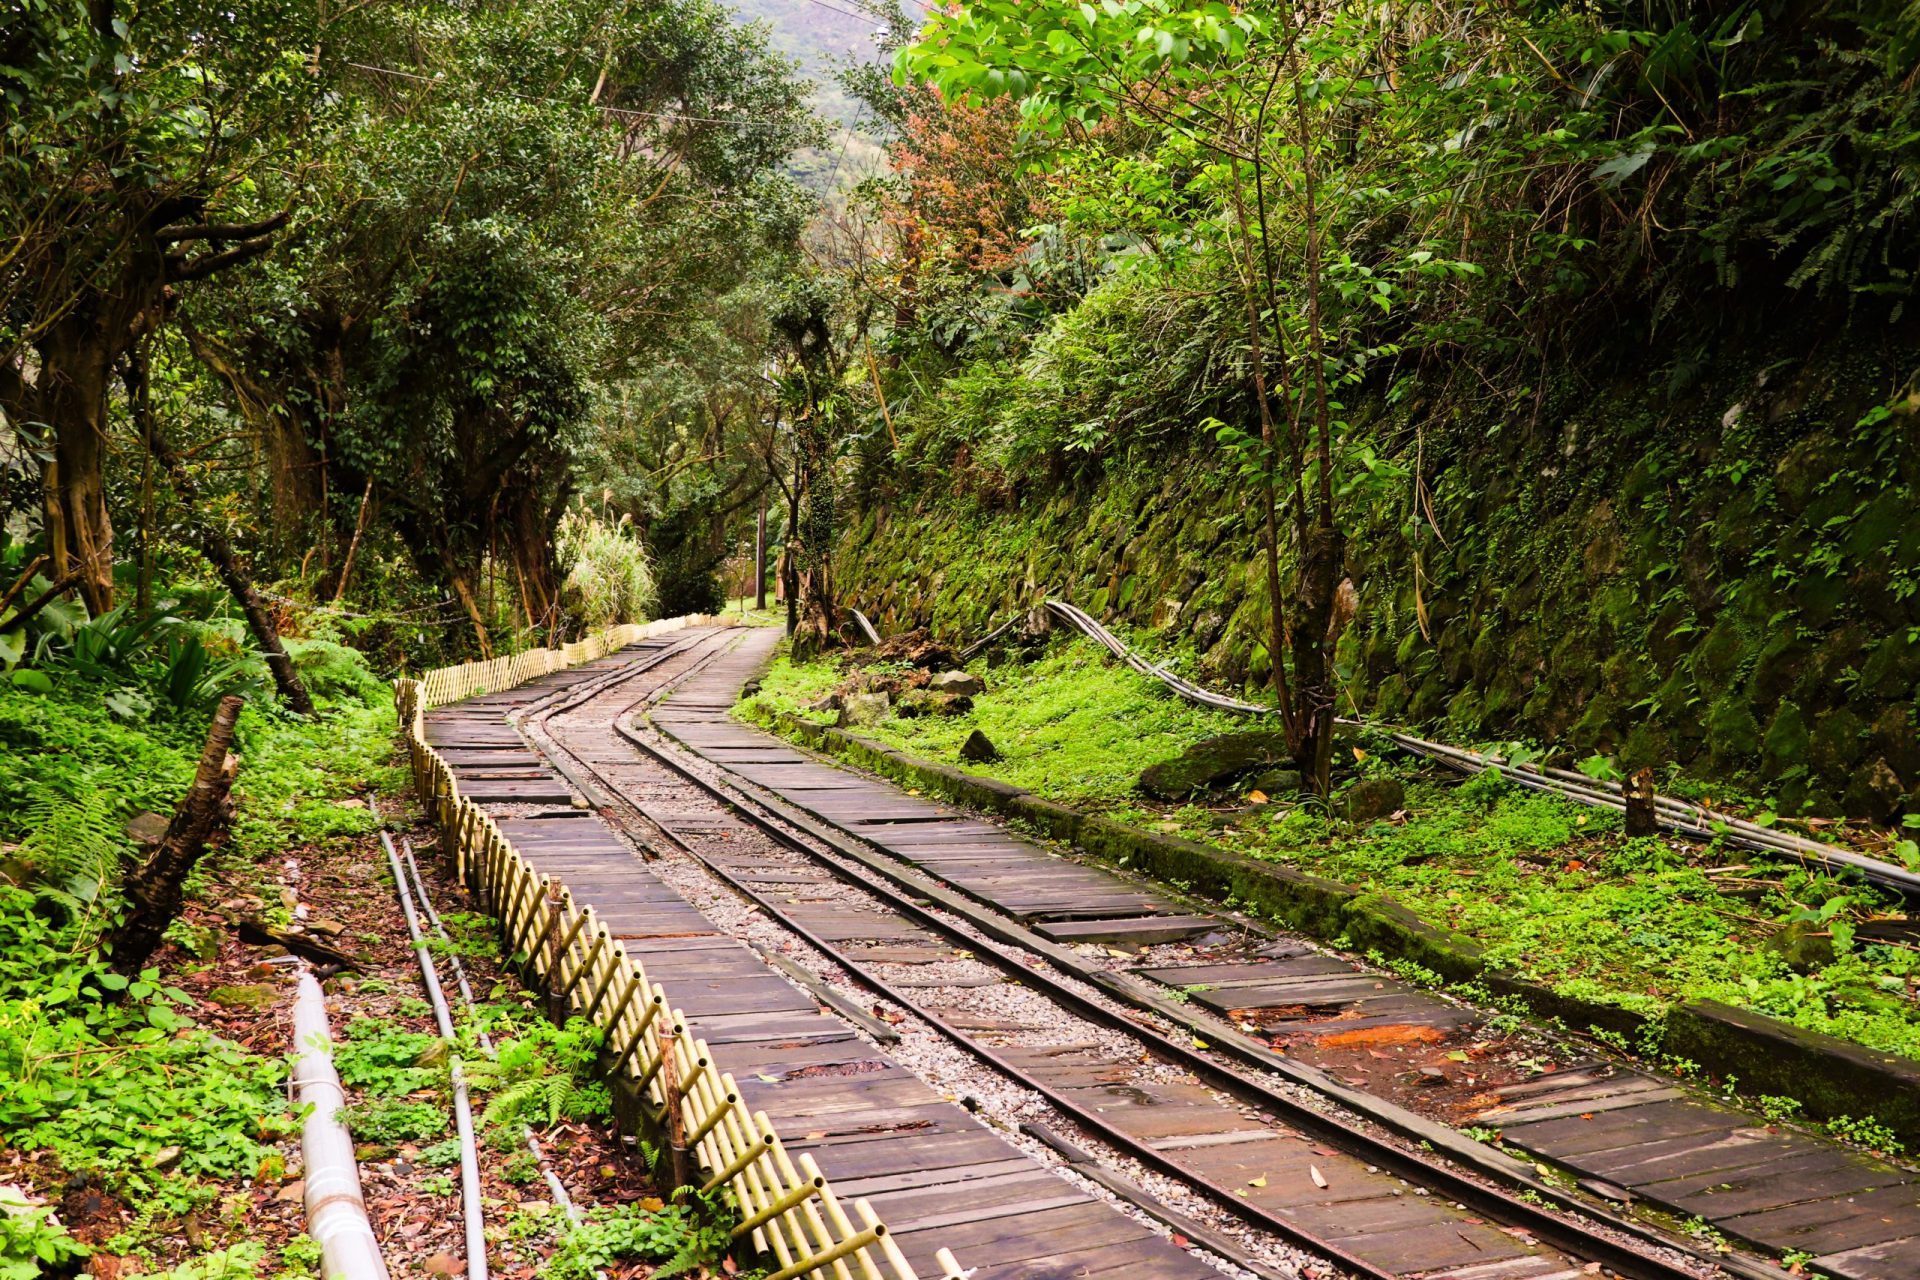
487 624 1822 1280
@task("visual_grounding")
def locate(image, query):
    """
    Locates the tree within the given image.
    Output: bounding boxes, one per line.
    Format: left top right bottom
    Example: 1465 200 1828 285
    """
901 0 1401 789
1 0 318 614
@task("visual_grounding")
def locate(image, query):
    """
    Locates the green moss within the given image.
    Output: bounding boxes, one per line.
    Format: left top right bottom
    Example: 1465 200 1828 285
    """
1762 702 1810 778
1707 691 1763 764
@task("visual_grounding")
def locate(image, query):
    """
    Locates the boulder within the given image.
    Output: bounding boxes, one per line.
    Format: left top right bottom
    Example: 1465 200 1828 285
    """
929 670 985 696
1844 758 1906 823
959 729 1000 763
1344 777 1406 824
1765 918 1835 973
897 689 972 719
837 691 891 727
1136 731 1290 800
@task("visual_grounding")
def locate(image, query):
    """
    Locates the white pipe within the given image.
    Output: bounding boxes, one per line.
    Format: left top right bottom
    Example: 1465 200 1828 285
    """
382 831 490 1280
292 970 392 1280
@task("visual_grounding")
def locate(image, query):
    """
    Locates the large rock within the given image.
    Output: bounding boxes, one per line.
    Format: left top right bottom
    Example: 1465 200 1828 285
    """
1844 758 1906 823
838 691 891 727
929 670 985 696
1344 777 1406 824
959 729 1000 763
1137 731 1290 800
896 689 972 718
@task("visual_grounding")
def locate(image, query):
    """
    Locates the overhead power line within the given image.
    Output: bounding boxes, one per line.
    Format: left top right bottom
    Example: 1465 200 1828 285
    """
340 60 802 130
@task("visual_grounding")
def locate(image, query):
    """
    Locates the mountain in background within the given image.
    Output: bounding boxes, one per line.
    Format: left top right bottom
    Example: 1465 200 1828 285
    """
727 0 891 193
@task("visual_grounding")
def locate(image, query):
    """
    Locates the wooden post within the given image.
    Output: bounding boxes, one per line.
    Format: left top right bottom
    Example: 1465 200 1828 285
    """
658 1027 692 1190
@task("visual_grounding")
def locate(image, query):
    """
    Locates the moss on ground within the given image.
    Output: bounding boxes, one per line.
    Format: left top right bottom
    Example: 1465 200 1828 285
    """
745 637 1920 1065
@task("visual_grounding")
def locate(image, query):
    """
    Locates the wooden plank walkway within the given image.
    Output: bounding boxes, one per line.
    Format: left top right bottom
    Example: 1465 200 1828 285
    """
648 627 1920 1280
424 633 1221 1280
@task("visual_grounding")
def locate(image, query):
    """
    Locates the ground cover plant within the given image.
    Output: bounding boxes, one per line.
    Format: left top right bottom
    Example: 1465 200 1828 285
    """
743 635 1920 1073
0 638 395 1272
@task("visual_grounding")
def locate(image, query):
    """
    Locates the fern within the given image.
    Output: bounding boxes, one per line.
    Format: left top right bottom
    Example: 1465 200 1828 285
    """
16 783 128 940
475 1073 607 1131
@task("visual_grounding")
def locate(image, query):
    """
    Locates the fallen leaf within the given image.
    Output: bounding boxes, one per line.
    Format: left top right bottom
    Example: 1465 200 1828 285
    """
423 1253 461 1276
1249 1175 1268 1188
1170 1233 1191 1249
1247 790 1269 804
1446 1050 1471 1062
1309 1165 1328 1188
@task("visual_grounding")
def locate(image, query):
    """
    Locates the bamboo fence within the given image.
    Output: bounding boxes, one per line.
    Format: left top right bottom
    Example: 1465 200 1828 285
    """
397 621 964 1280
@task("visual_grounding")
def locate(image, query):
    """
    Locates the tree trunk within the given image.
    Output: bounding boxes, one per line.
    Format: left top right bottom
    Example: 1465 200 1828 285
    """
1290 521 1347 793
330 478 375 604
448 569 493 658
1624 767 1659 837
108 694 245 976
143 408 317 715
39 316 118 616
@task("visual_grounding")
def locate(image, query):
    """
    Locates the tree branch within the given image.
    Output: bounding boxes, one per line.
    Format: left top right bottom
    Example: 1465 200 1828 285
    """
166 234 278 284
159 209 292 245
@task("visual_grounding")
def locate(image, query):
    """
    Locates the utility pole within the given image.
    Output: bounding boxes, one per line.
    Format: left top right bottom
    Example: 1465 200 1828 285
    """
754 501 767 612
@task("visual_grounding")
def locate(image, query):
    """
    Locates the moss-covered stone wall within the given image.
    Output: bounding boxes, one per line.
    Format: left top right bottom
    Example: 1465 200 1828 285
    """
840 333 1920 819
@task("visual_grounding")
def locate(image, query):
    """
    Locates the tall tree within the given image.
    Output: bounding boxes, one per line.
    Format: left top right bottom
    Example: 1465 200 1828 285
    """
1 0 318 614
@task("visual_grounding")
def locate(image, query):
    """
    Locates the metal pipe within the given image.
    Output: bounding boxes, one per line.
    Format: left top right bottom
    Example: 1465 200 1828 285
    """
1045 594 1920 897
291 969 392 1280
402 837 584 1225
382 831 489 1280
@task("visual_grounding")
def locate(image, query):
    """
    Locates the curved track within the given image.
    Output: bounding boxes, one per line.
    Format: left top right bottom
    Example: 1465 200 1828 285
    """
501 625 1831 1280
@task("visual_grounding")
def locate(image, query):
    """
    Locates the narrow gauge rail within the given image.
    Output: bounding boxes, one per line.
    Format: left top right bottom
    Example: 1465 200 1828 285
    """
425 632 1212 1280
496 625 1842 1280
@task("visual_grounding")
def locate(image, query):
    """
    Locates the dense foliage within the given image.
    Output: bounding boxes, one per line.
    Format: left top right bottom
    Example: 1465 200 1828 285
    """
4 0 818 668
776 0 1920 815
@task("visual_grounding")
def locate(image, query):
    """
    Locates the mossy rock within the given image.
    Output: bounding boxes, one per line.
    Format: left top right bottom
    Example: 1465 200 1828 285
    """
1690 617 1750 685
1620 720 1672 772
1843 757 1907 822
1809 707 1869 776
1761 702 1810 779
209 984 280 1012
1371 673 1410 719
1706 692 1762 764
1568 695 1621 753
1445 687 1485 735
1748 630 1810 703
1870 704 1920 779
1773 432 1837 515
1137 731 1291 800
1858 630 1920 700
1407 671 1452 722
1792 572 1848 626
1844 490 1910 560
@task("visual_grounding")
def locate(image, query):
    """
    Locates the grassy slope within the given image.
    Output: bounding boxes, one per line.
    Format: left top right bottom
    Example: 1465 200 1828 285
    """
745 637 1920 1075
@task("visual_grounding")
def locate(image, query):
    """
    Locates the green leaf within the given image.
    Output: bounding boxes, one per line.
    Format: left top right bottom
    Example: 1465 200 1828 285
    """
10 667 53 693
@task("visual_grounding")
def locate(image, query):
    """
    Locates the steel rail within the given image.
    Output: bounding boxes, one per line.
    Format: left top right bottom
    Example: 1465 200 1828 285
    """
525 629 1777 1280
